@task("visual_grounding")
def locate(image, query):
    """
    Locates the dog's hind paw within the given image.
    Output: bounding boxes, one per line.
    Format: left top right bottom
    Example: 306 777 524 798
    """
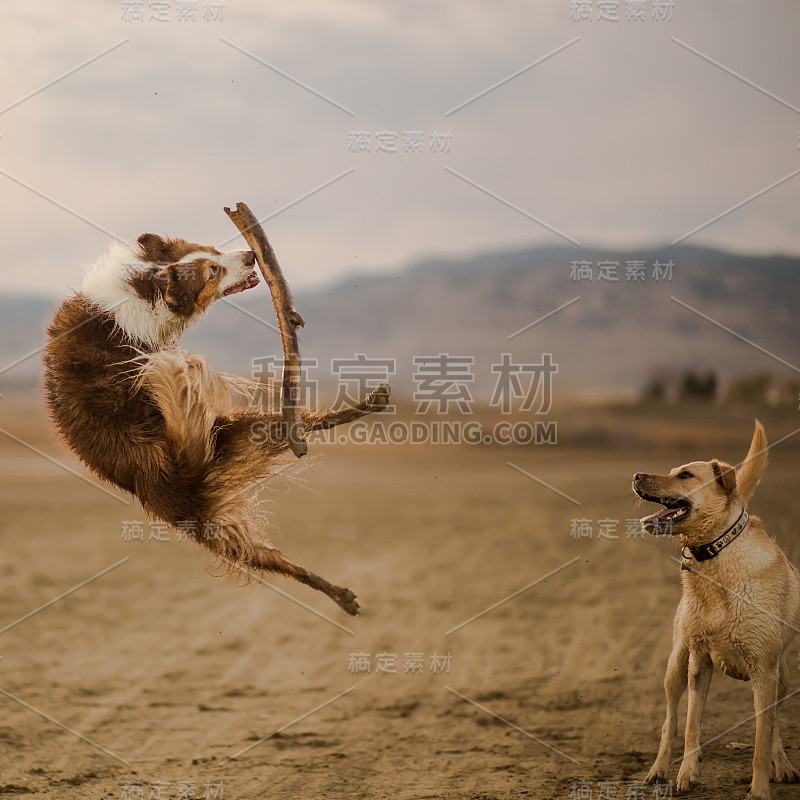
334 587 360 617
365 381 391 410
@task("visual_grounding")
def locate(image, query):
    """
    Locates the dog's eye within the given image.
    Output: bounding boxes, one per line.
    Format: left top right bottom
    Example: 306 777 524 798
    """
677 471 694 479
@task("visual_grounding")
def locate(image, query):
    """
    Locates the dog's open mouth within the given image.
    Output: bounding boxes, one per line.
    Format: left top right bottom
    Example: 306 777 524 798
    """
636 491 692 533
223 270 259 296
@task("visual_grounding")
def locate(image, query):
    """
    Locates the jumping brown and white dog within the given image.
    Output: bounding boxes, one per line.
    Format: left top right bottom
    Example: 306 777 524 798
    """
633 421 800 800
43 233 388 615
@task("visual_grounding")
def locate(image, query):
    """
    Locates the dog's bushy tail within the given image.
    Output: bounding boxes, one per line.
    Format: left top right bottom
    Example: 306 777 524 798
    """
737 419 768 503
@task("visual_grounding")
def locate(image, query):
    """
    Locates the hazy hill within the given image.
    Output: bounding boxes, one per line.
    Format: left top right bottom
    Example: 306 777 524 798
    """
1 244 797 402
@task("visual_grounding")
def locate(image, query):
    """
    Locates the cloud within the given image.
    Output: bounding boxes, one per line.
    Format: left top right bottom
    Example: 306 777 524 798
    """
1 0 799 296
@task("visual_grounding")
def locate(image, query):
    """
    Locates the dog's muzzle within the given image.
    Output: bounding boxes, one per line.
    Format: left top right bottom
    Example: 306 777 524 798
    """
633 473 691 534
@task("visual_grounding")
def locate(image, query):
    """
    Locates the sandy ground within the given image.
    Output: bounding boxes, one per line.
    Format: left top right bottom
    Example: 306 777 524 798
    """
0 402 798 800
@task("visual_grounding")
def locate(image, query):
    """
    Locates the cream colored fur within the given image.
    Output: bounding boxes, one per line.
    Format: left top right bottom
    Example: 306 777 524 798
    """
633 421 800 800
134 348 257 466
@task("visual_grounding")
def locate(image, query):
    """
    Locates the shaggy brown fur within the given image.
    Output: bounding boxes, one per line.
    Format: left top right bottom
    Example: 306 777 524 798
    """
43 234 388 615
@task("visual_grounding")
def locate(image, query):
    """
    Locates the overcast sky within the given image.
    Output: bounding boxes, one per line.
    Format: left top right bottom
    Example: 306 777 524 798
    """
1 0 799 295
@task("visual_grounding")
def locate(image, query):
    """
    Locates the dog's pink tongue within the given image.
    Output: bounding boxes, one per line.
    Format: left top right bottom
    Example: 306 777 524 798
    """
641 507 678 524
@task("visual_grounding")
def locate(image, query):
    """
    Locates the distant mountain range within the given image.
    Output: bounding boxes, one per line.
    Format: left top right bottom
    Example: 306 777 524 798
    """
2 244 798 402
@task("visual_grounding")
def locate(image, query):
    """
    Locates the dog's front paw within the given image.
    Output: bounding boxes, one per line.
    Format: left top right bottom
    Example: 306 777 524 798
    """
366 381 391 410
644 763 670 785
676 759 701 793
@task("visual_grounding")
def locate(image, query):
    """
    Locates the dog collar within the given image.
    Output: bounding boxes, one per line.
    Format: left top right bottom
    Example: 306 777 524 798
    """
681 508 749 570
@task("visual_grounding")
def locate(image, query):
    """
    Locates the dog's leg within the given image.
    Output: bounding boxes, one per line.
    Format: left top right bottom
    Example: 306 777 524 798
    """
771 655 799 784
247 541 359 615
676 650 713 793
193 514 359 616
187 385 390 614
748 669 779 800
645 637 689 785
208 382 392 487
304 382 391 430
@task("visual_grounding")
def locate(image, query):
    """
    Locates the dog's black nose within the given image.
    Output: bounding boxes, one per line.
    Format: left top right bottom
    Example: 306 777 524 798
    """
633 473 646 482
243 250 256 266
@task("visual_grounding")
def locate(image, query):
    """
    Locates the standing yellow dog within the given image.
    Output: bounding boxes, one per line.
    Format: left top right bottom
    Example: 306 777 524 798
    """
633 421 800 800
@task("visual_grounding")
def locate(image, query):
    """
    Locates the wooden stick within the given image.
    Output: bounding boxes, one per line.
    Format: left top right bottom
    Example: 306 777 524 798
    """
221 203 392 615
224 202 307 458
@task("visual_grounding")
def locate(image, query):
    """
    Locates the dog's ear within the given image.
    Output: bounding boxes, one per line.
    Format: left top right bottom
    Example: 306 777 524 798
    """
711 459 737 492
161 268 201 317
137 233 172 263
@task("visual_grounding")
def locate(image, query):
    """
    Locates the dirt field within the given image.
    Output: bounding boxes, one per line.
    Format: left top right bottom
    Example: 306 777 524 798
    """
0 401 798 800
